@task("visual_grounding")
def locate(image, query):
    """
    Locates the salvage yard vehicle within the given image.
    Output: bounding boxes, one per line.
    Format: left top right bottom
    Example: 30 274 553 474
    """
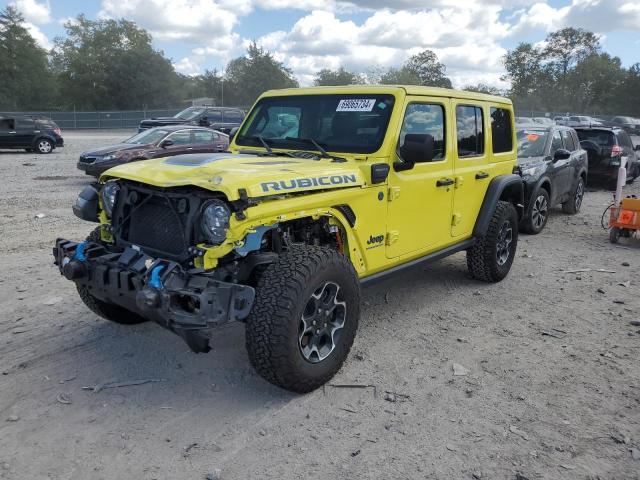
608 116 640 135
138 106 245 134
78 125 229 177
516 126 588 234
575 126 640 187
53 86 523 392
0 115 63 153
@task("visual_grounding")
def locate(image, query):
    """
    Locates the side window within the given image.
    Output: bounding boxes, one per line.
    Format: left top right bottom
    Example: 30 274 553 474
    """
561 130 576 151
193 130 214 143
456 105 484 157
165 130 192 145
224 111 244 122
490 107 512 153
17 118 34 129
205 110 222 122
0 118 16 130
550 131 563 155
398 103 446 161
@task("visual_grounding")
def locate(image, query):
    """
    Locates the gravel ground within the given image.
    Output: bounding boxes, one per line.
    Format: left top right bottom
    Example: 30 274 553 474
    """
1 130 639 480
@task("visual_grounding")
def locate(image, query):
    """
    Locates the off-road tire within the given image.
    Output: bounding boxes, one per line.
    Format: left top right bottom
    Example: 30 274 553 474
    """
562 177 585 214
609 227 620 244
523 188 549 234
245 245 360 393
467 201 518 283
35 138 53 154
76 227 148 325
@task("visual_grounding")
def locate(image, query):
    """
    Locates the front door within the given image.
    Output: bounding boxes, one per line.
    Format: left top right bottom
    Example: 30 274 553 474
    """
548 129 571 202
15 117 35 148
451 102 492 237
386 99 454 258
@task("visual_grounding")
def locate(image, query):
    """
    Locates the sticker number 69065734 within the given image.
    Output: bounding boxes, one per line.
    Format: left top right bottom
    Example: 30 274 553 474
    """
336 99 376 112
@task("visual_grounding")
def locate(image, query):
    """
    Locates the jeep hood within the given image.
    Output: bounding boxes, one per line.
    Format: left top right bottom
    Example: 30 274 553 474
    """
101 152 365 200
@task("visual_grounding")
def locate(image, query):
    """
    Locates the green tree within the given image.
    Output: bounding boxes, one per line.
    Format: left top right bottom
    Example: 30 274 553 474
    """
224 42 298 106
313 67 363 86
0 6 54 110
378 66 421 85
405 50 452 88
462 83 503 95
620 63 640 115
543 27 600 79
568 53 625 113
51 15 181 109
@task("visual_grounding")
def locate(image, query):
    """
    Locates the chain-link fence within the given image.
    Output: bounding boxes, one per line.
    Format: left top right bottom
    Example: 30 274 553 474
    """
513 110 617 121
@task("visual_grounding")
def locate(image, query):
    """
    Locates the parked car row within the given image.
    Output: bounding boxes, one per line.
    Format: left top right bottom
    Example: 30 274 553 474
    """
138 106 245 134
518 114 640 133
516 123 640 234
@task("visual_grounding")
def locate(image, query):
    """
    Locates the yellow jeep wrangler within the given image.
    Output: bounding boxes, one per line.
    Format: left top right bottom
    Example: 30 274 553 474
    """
54 86 523 392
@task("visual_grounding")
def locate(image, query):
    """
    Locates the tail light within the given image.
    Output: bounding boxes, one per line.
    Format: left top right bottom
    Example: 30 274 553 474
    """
611 145 622 157
54 128 62 136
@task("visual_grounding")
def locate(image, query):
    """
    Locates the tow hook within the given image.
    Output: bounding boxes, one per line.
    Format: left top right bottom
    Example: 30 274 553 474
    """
62 242 87 280
136 265 164 311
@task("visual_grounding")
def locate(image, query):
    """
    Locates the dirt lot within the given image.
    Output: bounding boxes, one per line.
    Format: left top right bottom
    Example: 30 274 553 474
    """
1 130 639 480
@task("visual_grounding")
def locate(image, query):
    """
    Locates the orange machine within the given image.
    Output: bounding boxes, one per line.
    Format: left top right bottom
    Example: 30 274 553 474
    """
609 195 640 243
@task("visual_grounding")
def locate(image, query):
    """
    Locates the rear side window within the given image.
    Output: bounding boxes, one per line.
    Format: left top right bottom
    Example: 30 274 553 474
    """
561 130 576 151
193 130 214 143
399 103 446 161
456 105 484 157
224 111 244 122
490 107 512 153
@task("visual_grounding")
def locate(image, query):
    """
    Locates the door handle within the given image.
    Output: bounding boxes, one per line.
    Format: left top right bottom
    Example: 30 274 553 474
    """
475 171 489 179
187 147 193 150
9 131 16 134
436 178 455 187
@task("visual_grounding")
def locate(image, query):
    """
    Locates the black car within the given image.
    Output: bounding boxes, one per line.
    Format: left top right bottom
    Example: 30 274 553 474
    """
0 115 64 153
78 125 230 177
516 126 588 234
574 127 640 187
607 116 640 134
138 106 244 134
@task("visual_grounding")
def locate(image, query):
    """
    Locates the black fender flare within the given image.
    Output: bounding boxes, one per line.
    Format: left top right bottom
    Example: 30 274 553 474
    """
473 174 524 238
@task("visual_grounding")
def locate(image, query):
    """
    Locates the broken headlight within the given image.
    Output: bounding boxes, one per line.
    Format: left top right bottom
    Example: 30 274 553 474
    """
101 180 120 218
201 200 230 245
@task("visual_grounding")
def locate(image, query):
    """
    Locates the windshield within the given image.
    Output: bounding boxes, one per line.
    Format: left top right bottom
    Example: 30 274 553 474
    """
235 94 396 154
125 129 169 145
517 129 548 158
174 107 205 120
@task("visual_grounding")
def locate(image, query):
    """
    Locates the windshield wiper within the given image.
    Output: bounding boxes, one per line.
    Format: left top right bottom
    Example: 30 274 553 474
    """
239 136 295 157
283 137 346 162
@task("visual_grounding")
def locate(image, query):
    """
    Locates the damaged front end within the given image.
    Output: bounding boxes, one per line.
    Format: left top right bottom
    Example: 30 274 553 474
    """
53 180 256 353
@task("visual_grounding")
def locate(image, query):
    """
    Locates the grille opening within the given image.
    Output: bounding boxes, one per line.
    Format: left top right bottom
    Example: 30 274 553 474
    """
126 195 187 255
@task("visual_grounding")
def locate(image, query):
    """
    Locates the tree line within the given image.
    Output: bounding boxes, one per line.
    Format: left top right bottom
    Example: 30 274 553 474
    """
1 5 639 116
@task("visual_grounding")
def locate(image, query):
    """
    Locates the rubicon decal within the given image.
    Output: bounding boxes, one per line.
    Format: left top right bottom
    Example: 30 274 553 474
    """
261 174 358 192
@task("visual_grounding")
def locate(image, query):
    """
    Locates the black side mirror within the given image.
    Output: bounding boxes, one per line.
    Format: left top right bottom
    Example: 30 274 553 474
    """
395 134 435 171
553 148 571 161
229 127 239 143
160 139 173 148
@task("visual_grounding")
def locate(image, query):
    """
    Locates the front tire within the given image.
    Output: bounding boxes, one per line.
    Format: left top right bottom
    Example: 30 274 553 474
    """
35 138 53 154
77 227 149 325
523 188 549 234
245 245 360 393
467 201 518 282
562 177 584 214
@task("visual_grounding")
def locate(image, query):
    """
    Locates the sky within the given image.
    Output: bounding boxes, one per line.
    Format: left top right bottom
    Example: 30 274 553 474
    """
3 0 640 88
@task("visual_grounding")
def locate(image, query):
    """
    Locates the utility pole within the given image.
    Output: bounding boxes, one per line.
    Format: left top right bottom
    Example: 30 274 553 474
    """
221 69 225 107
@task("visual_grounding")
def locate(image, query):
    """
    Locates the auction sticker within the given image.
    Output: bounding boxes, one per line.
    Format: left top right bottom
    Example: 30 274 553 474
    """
336 99 376 112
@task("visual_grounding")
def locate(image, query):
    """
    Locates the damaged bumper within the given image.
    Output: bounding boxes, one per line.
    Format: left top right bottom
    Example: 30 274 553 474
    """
53 238 255 353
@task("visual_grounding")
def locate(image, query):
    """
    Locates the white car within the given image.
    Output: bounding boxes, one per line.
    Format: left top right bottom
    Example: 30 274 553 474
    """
554 116 569 126
532 117 554 126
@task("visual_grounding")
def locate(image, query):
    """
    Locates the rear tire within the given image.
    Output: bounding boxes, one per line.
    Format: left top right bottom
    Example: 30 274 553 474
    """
35 138 53 154
562 177 585 214
467 201 518 283
245 245 360 393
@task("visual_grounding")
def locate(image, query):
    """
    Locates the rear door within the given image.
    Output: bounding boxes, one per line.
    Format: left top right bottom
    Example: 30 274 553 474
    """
386 98 454 258
0 118 17 147
15 117 35 147
451 102 491 237
191 129 225 153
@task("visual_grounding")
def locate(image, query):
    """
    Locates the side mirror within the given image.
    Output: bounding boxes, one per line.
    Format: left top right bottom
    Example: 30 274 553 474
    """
395 134 434 171
634 144 640 151
553 148 571 161
160 139 173 148
229 127 239 143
